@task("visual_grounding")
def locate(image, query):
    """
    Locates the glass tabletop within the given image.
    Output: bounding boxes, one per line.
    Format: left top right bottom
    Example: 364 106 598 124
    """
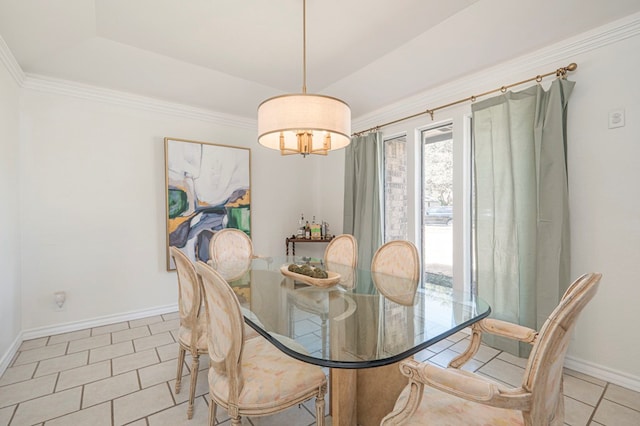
219 256 491 369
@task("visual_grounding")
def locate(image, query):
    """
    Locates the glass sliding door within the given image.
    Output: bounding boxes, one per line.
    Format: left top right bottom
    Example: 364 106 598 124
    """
383 135 408 242
422 123 453 287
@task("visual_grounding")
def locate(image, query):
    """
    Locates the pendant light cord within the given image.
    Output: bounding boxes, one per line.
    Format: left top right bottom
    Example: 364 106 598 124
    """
302 0 307 94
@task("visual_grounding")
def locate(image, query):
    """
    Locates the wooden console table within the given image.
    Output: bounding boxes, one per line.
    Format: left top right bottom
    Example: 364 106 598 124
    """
285 236 333 255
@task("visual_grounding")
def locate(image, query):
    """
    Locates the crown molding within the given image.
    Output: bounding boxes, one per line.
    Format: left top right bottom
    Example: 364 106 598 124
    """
0 34 25 86
352 11 640 133
21 74 257 130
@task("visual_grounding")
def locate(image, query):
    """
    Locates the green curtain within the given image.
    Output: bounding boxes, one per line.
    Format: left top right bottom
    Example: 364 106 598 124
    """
472 79 574 357
343 132 383 271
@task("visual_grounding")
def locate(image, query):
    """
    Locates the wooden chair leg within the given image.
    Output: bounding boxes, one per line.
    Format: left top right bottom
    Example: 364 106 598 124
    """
208 396 217 426
175 346 186 394
187 353 200 419
315 389 326 426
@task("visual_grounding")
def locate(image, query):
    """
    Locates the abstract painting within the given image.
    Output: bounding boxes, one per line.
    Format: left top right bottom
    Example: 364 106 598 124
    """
164 137 251 270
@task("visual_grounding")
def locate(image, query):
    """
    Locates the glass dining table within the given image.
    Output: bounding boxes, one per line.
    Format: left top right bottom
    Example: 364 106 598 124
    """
216 256 491 426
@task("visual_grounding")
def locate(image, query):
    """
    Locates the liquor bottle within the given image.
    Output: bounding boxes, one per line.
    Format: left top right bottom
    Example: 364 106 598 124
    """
297 213 305 237
305 220 311 239
311 216 321 240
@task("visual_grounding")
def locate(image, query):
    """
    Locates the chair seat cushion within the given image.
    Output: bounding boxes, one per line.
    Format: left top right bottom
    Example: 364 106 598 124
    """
209 336 325 411
392 383 524 426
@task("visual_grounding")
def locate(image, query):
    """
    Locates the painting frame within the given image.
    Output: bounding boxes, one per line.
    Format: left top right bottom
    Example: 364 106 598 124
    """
164 137 251 271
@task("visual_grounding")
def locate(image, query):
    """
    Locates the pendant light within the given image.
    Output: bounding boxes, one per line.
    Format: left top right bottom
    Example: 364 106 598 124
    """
257 0 351 157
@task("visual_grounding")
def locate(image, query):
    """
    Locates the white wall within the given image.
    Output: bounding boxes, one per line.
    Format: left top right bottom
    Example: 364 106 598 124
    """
327 18 640 388
0 49 21 366
18 88 318 331
3 10 639 391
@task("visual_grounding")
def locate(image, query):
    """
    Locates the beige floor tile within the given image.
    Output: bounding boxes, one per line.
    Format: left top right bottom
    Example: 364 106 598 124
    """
478 358 525 387
414 348 436 362
112 349 160 375
112 326 151 344
83 371 140 408
91 321 130 336
113 383 174 425
428 349 463 367
156 342 180 362
148 396 210 425
563 374 605 406
67 334 111 354
13 342 68 366
169 369 209 404
10 387 81 425
56 360 111 391
48 329 92 345
139 359 187 389
564 395 596 426
496 351 528 368
45 401 111 426
469 344 500 363
603 383 640 412
446 330 471 342
35 351 88 377
0 374 57 408
127 420 148 426
89 340 134 364
19 337 49 351
133 332 175 352
162 311 180 321
129 315 164 329
424 338 455 353
248 403 315 426
149 318 180 335
0 405 16 425
185 353 209 371
593 398 640 426
0 362 36 386
564 368 608 387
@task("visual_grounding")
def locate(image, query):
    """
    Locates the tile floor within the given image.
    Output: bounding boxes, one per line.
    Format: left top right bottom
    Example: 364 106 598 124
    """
1 310 639 426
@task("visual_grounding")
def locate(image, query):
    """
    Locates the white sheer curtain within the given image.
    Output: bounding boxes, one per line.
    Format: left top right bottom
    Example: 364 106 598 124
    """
343 132 383 270
472 79 575 357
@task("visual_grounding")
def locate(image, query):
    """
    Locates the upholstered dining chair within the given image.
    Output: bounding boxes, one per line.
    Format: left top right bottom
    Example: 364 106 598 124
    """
169 246 208 420
195 261 328 426
208 228 258 281
371 240 420 303
324 233 358 267
324 233 358 289
380 272 602 426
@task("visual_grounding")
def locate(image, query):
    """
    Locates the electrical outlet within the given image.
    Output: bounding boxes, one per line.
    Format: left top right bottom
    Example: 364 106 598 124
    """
608 109 625 129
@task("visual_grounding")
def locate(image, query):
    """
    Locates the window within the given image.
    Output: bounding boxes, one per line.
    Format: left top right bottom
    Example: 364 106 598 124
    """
381 119 473 293
422 124 453 287
383 135 408 242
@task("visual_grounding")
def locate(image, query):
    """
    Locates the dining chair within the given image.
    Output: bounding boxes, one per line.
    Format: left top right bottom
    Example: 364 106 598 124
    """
195 261 328 426
324 233 358 267
169 246 208 420
209 228 266 281
380 272 602 426
371 240 420 303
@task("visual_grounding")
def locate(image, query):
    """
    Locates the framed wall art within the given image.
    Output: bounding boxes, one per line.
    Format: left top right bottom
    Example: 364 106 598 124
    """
164 137 251 270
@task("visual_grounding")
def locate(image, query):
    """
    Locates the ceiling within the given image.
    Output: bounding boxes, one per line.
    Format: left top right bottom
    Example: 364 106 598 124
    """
1 0 639 121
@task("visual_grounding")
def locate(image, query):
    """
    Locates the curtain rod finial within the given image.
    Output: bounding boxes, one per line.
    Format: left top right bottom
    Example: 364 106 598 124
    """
567 63 578 72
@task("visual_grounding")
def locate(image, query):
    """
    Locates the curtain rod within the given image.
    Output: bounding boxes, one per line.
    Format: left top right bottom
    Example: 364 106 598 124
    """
352 62 578 137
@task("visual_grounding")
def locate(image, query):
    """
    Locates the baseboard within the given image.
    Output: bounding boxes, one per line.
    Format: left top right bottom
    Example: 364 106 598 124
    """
565 355 640 393
20 303 179 341
0 332 23 377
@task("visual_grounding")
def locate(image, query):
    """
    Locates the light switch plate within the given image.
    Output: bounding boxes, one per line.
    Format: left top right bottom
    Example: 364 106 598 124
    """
608 109 625 129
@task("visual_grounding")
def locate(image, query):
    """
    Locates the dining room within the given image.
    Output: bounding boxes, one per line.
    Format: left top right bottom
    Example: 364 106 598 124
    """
1 1 640 425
